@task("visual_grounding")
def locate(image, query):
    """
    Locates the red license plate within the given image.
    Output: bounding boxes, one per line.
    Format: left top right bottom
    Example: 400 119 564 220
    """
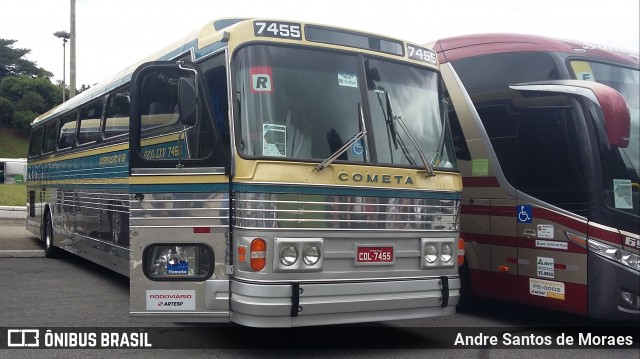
356 246 393 263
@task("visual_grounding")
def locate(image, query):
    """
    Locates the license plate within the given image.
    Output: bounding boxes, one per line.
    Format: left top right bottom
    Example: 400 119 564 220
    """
356 246 393 263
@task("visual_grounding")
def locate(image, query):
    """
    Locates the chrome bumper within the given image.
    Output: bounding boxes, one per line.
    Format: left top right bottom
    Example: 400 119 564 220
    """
227 277 459 327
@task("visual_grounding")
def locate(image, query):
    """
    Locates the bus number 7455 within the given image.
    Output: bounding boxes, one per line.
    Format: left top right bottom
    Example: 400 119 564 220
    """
254 21 302 40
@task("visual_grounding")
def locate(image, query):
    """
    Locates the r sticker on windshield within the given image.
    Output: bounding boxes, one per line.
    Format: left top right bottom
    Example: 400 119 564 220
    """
337 72 358 88
251 67 273 93
263 124 286 156
613 179 633 209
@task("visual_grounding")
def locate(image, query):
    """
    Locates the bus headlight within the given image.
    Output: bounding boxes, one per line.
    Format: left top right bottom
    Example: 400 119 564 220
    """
280 245 299 266
303 245 321 266
273 238 323 272
424 244 438 263
441 243 453 263
588 238 640 272
143 244 214 280
421 238 457 268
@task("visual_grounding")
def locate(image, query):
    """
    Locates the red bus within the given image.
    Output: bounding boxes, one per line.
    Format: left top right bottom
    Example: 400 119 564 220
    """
430 34 639 319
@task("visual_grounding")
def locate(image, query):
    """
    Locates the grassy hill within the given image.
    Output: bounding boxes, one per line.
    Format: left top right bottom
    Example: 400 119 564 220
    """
0 127 28 206
0 127 29 158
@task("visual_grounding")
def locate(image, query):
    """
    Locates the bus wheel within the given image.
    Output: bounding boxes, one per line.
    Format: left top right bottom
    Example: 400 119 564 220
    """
43 213 58 258
109 210 128 246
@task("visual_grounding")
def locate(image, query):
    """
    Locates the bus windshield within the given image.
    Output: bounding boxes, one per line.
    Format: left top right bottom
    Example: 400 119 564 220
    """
570 60 640 215
235 44 455 169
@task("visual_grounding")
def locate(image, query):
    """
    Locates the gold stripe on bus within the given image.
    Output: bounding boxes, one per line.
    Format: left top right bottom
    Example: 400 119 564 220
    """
27 178 129 186
234 158 462 192
28 133 183 166
140 133 181 146
29 143 129 165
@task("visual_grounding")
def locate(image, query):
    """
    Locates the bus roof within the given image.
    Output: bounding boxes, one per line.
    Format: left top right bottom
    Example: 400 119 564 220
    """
32 18 421 127
429 33 640 67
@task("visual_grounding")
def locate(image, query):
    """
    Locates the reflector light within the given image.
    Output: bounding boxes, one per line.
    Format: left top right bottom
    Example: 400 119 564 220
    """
193 227 211 233
498 265 510 272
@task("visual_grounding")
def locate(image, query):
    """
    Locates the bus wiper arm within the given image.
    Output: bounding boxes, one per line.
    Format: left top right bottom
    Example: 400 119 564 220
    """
315 104 367 172
385 91 435 177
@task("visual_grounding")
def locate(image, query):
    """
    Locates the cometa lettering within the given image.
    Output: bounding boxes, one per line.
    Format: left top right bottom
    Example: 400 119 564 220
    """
337 172 414 185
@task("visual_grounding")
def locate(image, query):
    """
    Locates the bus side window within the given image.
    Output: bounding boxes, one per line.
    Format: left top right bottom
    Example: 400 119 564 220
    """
29 127 44 157
105 90 130 138
42 120 59 153
78 99 103 145
58 111 77 150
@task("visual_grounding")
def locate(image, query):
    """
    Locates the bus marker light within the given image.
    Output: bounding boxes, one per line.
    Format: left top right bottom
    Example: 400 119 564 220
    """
498 265 509 272
193 227 211 233
458 238 465 266
250 238 266 271
237 245 247 262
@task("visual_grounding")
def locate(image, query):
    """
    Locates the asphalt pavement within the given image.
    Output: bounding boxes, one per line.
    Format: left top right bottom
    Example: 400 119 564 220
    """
0 206 43 257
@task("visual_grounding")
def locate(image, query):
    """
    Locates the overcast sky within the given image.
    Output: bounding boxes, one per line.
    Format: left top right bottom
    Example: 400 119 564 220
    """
2 0 639 87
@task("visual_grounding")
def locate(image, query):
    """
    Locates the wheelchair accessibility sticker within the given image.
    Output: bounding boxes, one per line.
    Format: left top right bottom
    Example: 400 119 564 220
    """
517 205 532 223
351 139 364 156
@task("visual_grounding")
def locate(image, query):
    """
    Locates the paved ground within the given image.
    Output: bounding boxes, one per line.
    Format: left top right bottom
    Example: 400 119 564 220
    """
0 217 43 257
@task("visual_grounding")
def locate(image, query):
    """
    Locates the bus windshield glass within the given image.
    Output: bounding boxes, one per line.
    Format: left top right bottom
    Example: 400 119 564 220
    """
570 60 640 214
235 45 455 170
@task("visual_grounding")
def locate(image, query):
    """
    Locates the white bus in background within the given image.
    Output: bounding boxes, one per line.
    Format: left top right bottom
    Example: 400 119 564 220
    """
0 158 27 184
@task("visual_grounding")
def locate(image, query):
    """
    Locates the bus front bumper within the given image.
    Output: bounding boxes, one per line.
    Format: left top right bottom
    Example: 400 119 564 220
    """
226 277 459 327
588 251 640 320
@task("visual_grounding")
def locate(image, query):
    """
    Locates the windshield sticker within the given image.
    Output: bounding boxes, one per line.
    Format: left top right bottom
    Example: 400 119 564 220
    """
351 138 364 156
613 179 633 209
263 124 286 156
337 72 358 88
471 159 488 176
251 67 273 93
570 61 596 81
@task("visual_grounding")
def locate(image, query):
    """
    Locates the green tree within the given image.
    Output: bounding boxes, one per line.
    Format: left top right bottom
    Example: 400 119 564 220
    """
0 39 52 80
0 96 13 126
11 109 38 131
15 91 47 114
0 76 61 111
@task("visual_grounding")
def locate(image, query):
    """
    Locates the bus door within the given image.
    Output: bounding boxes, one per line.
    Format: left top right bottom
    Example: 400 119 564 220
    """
512 87 591 316
128 61 232 322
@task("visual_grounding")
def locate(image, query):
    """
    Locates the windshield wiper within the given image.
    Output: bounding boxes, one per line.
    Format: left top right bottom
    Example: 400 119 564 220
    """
315 104 367 172
383 90 435 177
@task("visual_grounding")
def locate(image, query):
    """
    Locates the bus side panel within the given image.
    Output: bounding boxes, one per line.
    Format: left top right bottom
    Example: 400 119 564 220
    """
129 185 231 322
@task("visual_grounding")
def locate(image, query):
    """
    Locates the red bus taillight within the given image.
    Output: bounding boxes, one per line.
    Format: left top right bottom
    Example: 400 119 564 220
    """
250 238 266 271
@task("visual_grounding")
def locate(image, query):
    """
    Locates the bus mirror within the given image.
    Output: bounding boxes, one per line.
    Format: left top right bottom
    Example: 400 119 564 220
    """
178 77 197 127
510 80 631 148
365 60 380 90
